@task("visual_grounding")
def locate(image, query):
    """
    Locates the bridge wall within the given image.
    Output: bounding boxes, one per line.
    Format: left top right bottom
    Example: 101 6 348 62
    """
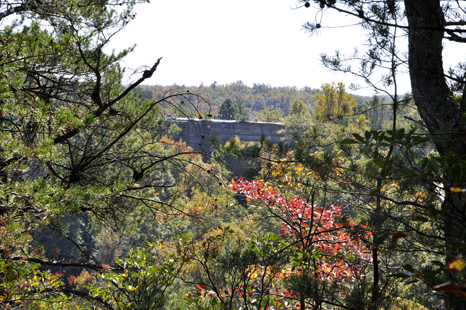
172 119 285 149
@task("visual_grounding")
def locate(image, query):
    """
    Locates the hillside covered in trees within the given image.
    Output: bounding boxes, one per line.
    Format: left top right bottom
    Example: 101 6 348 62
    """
132 82 373 118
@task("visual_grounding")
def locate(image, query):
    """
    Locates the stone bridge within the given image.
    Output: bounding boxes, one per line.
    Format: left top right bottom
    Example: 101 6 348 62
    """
172 118 285 149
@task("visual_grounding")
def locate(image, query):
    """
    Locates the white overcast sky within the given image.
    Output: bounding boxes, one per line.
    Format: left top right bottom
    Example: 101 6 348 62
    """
107 0 462 96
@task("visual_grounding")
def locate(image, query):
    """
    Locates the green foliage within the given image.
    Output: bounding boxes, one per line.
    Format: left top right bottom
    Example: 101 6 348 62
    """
0 1 214 308
289 99 308 117
281 100 313 144
254 105 284 122
88 241 186 309
3 0 466 309
218 98 250 121
136 83 372 118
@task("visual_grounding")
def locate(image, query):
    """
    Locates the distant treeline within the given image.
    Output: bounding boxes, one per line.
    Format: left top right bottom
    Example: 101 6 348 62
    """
132 81 373 116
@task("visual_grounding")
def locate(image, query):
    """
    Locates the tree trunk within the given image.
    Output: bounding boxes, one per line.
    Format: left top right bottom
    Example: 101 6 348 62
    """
405 0 462 152
405 1 466 308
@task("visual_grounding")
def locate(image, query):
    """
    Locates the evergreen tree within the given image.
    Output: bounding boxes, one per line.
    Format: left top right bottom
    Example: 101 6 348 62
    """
0 1 205 307
219 99 238 119
301 1 466 308
219 98 250 120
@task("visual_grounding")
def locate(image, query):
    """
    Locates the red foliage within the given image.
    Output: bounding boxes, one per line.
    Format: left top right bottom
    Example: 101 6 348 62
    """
68 275 78 288
230 178 372 282
186 179 372 308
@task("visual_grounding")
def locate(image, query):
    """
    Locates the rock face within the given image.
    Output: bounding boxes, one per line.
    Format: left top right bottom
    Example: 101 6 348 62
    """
172 118 284 149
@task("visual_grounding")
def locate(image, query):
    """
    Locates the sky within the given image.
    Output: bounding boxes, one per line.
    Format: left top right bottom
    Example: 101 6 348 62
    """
106 0 459 96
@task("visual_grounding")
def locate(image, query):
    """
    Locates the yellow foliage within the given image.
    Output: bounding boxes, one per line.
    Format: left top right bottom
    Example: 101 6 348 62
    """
388 298 430 310
312 82 357 119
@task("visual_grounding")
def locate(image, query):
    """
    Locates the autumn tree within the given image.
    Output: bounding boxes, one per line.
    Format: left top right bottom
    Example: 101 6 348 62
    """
312 82 357 120
181 177 372 309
